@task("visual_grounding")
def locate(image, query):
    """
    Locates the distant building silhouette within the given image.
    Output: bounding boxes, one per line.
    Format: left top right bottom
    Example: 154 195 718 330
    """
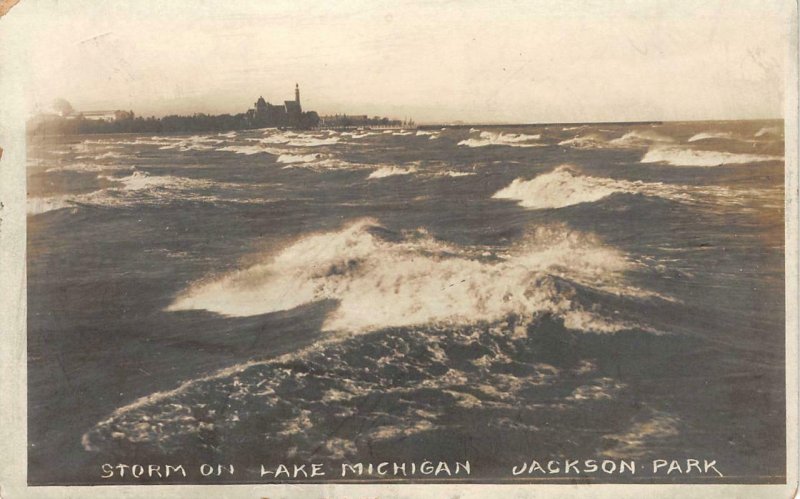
26 83 411 136
248 83 317 129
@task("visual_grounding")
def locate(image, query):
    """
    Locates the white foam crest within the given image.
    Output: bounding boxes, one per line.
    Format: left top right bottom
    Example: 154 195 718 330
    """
32 172 274 214
458 130 541 148
100 171 179 191
95 151 126 160
687 131 734 142
69 141 124 152
492 165 683 209
341 131 379 139
217 144 275 155
567 378 626 401
250 130 339 147
276 153 325 164
493 164 768 211
641 147 783 167
287 136 339 147
608 130 674 147
247 129 340 147
74 150 128 161
98 171 223 196
283 159 368 172
367 165 417 179
755 126 782 138
158 135 222 151
558 134 608 149
437 170 476 178
167 219 655 334
79 139 117 145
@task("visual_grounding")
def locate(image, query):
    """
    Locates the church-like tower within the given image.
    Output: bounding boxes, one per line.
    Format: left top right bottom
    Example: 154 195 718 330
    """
295 83 301 111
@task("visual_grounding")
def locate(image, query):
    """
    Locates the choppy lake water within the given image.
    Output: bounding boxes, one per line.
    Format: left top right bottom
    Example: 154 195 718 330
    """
27 121 785 484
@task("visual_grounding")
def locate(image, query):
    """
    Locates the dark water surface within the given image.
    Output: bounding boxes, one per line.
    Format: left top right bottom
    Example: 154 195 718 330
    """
27 121 785 484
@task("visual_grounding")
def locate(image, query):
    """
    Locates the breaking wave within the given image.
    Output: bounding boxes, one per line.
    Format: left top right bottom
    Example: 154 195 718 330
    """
341 131 380 139
99 171 214 192
29 171 280 215
86 217 671 458
492 165 693 209
367 165 418 179
158 135 222 151
558 130 674 149
253 130 340 147
490 164 775 211
641 147 783 167
755 126 782 138
288 137 340 147
437 170 476 178
458 131 542 148
217 144 275 155
558 134 608 149
608 130 674 147
276 153 325 164
167 218 663 334
687 132 734 142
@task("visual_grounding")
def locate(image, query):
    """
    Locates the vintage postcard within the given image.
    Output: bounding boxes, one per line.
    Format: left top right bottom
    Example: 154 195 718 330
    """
0 0 797 497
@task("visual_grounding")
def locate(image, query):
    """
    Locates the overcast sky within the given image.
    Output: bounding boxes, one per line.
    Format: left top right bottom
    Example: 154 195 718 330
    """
3 0 793 123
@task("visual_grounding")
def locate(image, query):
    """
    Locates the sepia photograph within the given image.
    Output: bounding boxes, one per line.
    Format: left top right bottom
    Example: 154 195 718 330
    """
0 0 797 497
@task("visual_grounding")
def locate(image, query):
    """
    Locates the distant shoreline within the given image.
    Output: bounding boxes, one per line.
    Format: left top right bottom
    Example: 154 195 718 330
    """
416 121 663 130
26 117 784 137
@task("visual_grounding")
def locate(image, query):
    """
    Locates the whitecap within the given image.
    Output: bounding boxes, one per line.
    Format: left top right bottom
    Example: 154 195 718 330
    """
558 134 607 149
687 131 734 142
367 165 417 179
492 165 678 209
276 153 325 164
437 171 476 178
608 130 674 147
166 218 662 334
641 147 783 167
217 144 273 155
493 164 771 210
158 135 222 151
458 130 541 148
755 126 782 138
